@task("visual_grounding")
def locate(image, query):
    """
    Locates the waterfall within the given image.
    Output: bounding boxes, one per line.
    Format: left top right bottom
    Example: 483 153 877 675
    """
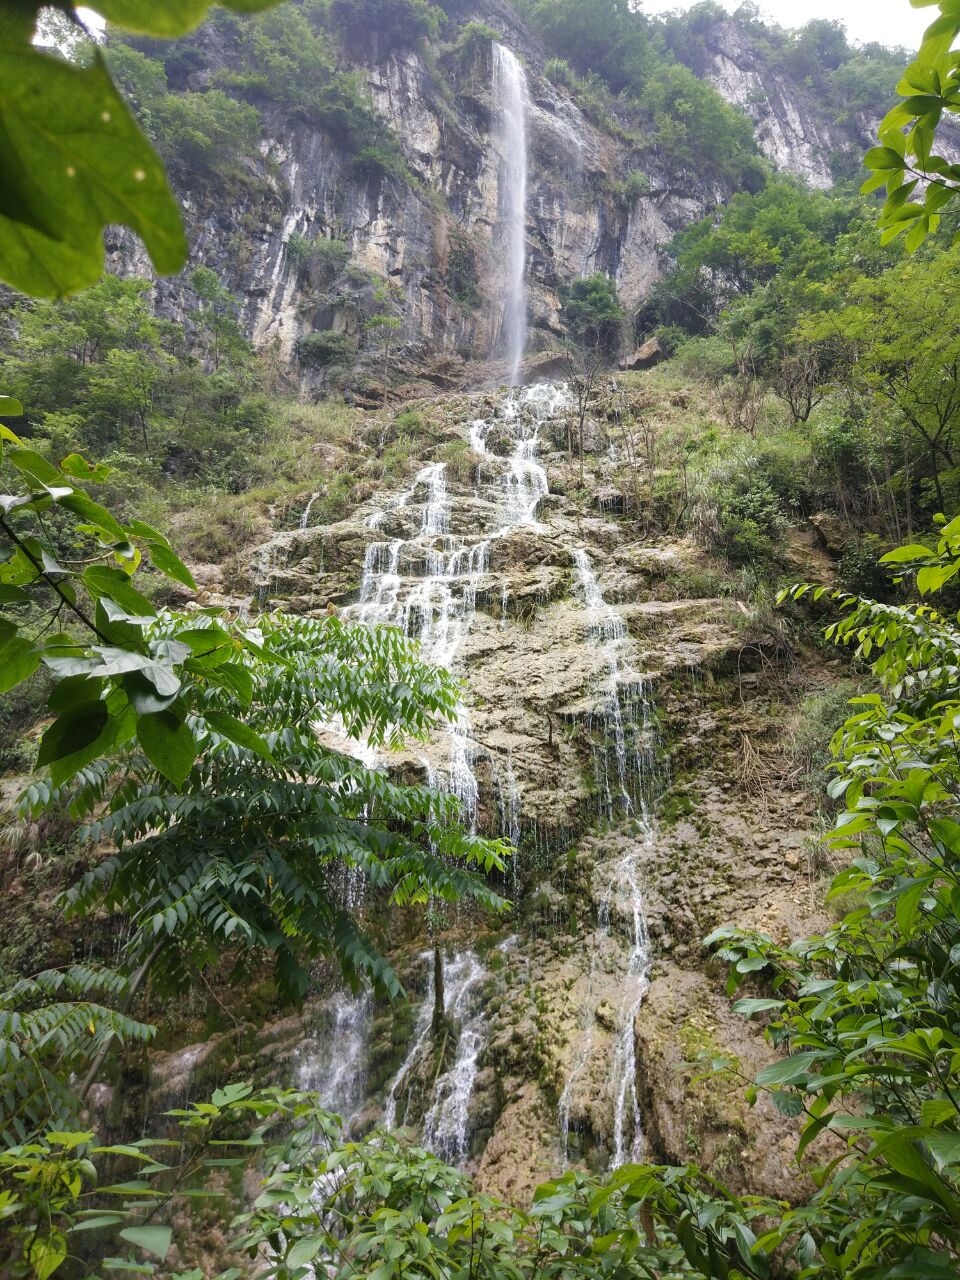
492 43 529 385
299 491 320 530
559 553 660 1169
382 949 490 1166
297 990 372 1134
351 384 563 819
421 952 488 1164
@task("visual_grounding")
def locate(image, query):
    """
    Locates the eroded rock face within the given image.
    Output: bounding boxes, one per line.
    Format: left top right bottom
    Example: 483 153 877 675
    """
108 1 884 381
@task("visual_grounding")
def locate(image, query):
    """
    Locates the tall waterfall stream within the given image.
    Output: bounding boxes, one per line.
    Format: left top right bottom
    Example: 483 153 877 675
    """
492 42 529 384
287 380 662 1171
278 41 657 1176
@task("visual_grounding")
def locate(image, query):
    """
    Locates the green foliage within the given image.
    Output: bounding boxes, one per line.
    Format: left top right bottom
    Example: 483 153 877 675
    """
1 273 263 481
863 0 960 250
297 329 355 368
329 0 445 51
515 0 655 93
0 0 283 299
457 20 501 60
713 474 787 566
234 1118 771 1279
446 237 481 309
559 273 624 355
0 1083 331 1280
0 965 154 1143
700 521 960 1277
33 611 510 1002
639 63 765 190
614 169 651 205
284 232 350 285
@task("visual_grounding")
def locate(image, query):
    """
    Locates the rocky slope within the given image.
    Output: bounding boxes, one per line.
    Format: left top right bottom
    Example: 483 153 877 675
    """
141 374 840 1207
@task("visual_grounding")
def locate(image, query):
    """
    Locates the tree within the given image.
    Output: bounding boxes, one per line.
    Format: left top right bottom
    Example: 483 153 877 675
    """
798 244 960 512
699 521 960 1279
863 0 960 249
559 273 624 356
47 611 509 1008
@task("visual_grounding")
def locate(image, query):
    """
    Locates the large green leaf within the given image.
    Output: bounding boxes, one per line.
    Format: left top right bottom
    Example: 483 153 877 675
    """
136 710 197 787
37 702 110 768
204 709 273 761
0 633 41 693
0 46 187 297
94 0 281 37
118 1224 172 1260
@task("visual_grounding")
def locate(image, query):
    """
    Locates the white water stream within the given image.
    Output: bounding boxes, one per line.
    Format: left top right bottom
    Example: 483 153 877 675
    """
297 990 372 1134
492 43 529 384
353 383 563 821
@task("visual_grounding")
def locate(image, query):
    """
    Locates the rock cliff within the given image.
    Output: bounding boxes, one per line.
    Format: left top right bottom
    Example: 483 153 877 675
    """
109 0 889 382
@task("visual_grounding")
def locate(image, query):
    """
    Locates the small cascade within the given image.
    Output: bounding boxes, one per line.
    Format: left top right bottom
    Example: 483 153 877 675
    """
299 491 321 529
351 385 567 820
558 552 661 1169
297 990 372 1134
492 43 529 384
609 850 651 1166
421 952 488 1164
382 950 489 1166
383 953 434 1129
572 549 660 820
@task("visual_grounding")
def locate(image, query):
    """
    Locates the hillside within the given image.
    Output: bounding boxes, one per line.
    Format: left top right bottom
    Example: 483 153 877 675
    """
4 1 960 1277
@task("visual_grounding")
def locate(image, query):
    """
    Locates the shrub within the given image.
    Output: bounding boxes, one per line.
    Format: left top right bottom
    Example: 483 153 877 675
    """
716 476 788 565
614 169 651 204
457 21 500 60
447 239 481 309
285 233 350 285
351 145 410 182
329 0 444 51
544 56 575 87
153 89 262 181
297 331 355 369
559 273 625 354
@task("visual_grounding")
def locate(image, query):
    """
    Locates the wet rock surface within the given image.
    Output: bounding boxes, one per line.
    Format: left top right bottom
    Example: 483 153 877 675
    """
209 380 841 1205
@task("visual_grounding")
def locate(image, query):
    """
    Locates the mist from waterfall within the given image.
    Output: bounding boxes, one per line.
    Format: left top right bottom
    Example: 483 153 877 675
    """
492 43 529 385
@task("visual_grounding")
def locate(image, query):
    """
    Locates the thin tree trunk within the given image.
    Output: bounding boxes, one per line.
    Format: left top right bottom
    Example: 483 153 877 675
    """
78 940 165 1102
432 944 445 1039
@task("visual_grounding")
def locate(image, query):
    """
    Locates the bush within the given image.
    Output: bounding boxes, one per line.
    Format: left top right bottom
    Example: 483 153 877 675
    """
329 0 444 52
457 20 500 60
614 169 651 204
559 273 624 354
297 331 355 369
153 89 262 181
447 239 481 309
716 476 788 565
544 56 575 87
285 233 350 285
640 63 763 190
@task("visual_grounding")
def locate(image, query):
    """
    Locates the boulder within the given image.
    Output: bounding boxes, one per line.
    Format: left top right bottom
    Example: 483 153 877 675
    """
619 337 663 372
809 511 848 554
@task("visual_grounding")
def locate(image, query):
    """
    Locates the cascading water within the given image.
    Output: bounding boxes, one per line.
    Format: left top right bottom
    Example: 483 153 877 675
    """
421 952 488 1164
259 378 664 1172
297 991 372 1134
559 552 661 1168
351 384 563 819
492 43 529 385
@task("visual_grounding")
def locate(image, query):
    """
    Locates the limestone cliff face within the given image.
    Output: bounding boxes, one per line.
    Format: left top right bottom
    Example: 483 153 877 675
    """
108 1 880 380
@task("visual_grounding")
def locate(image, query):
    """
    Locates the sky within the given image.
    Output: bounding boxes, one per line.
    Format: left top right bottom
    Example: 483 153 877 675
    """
643 0 931 52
